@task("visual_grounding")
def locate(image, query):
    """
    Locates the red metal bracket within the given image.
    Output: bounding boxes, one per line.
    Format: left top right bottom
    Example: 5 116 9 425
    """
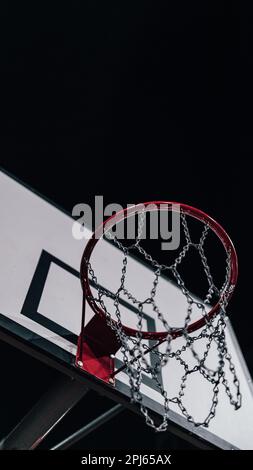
76 315 121 384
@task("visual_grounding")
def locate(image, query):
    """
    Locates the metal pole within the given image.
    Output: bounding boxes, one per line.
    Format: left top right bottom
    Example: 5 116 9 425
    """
51 404 124 450
0 375 88 450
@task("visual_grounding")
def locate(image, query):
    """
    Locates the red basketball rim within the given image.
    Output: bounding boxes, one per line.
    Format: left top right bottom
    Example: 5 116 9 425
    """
80 201 238 341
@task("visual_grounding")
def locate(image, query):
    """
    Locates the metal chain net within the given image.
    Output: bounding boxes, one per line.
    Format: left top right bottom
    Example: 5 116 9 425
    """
85 208 242 432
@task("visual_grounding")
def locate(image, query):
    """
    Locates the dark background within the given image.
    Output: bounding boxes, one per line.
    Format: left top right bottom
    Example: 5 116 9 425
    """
0 1 252 449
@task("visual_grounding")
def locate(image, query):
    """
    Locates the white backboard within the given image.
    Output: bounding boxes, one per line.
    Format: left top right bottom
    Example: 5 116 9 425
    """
0 169 252 449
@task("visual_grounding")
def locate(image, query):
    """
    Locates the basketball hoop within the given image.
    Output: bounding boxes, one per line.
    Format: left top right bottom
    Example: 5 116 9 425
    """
76 201 241 431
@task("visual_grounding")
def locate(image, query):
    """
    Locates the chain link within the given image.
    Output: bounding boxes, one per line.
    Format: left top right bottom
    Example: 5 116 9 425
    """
85 208 241 431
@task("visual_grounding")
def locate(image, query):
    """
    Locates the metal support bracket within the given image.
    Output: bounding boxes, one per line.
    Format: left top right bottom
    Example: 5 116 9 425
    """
76 315 121 384
0 375 88 450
